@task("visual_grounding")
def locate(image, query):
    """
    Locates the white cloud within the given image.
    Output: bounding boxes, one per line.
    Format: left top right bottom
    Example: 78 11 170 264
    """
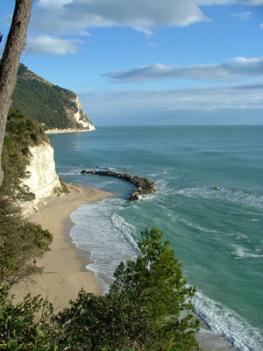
64 0 208 31
30 0 207 38
22 0 263 55
80 84 263 121
231 11 252 20
104 57 263 82
246 0 263 5
31 0 263 37
27 35 78 55
259 23 263 28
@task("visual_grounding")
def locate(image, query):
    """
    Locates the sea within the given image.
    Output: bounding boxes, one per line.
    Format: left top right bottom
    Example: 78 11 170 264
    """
49 126 263 351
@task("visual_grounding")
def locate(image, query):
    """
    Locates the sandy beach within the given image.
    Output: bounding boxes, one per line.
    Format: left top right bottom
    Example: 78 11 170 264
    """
10 182 236 350
11 184 112 312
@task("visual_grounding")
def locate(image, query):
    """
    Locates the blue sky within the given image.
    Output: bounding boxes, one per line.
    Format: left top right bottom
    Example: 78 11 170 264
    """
1 0 263 125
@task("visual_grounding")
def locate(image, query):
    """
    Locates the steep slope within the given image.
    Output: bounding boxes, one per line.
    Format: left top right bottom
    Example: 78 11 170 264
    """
12 64 95 131
1 110 65 216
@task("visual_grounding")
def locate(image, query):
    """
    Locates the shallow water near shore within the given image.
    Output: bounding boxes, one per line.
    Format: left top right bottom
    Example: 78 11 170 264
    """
49 125 263 351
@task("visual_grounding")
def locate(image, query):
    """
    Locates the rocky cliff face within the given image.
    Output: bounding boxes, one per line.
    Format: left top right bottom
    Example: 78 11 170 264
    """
71 96 95 130
1 110 65 217
46 96 95 134
19 142 62 216
13 64 95 132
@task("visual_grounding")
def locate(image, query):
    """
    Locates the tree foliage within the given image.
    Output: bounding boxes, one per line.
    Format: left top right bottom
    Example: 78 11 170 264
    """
0 228 199 350
0 109 47 200
0 198 52 285
12 64 92 129
0 285 57 351
107 228 199 350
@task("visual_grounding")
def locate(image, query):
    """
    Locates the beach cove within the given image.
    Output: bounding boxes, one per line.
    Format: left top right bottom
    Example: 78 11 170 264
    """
10 177 235 351
12 184 111 312
48 126 263 351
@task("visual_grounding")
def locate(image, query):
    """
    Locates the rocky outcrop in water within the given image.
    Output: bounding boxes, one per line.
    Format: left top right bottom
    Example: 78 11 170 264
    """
81 169 155 201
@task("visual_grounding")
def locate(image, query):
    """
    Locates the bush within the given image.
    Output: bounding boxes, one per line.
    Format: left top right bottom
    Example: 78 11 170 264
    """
0 285 57 351
57 228 199 351
0 229 199 350
0 198 52 285
0 109 47 200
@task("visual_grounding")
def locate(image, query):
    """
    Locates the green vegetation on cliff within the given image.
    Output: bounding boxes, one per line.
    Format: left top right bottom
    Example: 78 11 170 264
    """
12 64 92 130
0 109 47 200
0 110 52 285
0 198 52 285
0 110 198 350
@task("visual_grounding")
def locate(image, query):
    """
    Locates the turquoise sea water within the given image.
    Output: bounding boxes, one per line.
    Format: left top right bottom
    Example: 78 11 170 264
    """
49 126 263 351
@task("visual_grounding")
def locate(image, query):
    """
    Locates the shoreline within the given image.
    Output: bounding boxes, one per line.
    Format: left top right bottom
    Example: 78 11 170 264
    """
45 127 95 134
11 182 236 350
11 183 112 312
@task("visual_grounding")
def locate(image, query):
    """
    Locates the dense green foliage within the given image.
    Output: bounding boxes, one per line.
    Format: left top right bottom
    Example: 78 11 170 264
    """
0 109 48 200
0 285 57 351
0 198 52 285
0 110 55 284
12 64 91 129
0 229 199 350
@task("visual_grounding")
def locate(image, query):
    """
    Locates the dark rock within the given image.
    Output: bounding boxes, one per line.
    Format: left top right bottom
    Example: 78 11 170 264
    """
81 168 156 201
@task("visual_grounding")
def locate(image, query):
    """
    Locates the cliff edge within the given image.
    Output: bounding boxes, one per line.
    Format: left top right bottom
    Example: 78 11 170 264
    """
1 110 65 216
12 64 95 132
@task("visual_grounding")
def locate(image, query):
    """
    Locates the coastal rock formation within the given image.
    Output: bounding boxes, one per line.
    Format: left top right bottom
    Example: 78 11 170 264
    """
19 143 62 216
70 96 95 131
12 64 95 132
81 169 155 201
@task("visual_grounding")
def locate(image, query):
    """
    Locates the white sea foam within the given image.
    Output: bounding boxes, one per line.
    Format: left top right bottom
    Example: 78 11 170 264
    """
70 197 263 350
194 292 263 351
176 187 263 210
231 245 263 259
111 213 139 253
148 168 172 178
70 198 137 291
59 171 80 176
178 217 218 234
234 233 248 241
155 179 173 196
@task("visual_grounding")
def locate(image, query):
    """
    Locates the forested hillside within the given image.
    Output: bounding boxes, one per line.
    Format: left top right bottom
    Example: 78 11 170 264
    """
12 64 94 130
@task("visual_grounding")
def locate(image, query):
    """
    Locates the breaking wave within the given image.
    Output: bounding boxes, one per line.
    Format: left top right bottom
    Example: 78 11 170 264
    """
176 186 263 210
194 292 263 351
70 198 137 291
70 197 263 350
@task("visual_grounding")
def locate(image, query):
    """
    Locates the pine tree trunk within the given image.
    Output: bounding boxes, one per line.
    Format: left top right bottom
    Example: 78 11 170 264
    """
0 0 32 187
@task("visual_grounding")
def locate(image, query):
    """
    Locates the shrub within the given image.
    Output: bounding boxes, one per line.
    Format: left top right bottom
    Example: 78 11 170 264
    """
0 285 57 351
0 109 47 200
57 228 199 351
0 198 52 285
0 229 199 350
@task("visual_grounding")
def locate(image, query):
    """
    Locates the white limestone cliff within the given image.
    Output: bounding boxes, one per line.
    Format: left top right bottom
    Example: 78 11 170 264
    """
73 96 95 131
19 142 62 216
45 96 95 134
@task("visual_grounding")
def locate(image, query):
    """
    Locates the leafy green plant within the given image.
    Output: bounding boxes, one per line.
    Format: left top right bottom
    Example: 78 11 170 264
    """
57 228 199 351
12 64 92 129
0 285 58 351
0 198 52 285
0 109 47 200
0 228 199 350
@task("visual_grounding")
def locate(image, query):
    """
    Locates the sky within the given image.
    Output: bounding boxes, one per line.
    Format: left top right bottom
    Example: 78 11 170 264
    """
1 0 263 125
